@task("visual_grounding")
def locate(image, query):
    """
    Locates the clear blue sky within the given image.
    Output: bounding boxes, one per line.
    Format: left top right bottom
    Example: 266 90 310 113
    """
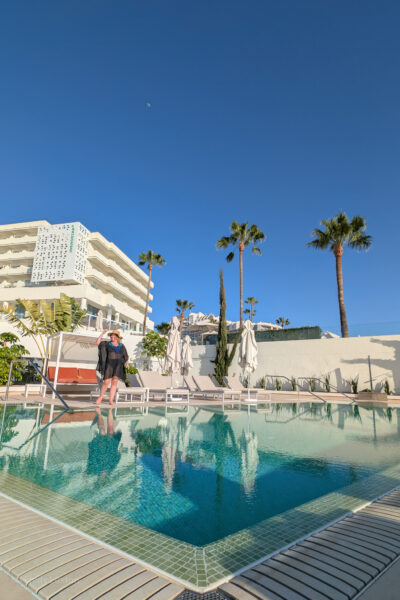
1 1 399 334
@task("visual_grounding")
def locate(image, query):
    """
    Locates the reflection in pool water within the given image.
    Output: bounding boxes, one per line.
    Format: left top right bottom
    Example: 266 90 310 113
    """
0 402 399 546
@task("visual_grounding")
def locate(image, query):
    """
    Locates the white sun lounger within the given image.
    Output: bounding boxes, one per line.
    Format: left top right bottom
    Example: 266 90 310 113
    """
191 375 242 402
223 376 271 401
137 370 190 403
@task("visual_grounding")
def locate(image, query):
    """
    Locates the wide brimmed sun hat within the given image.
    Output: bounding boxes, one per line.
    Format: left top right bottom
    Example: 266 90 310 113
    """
108 329 123 340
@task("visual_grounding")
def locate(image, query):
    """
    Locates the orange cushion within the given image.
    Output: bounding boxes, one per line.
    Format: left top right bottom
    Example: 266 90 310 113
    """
78 369 98 384
47 367 80 383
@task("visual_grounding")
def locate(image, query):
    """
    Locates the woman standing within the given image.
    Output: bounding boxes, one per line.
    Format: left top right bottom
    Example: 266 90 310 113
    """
96 329 129 405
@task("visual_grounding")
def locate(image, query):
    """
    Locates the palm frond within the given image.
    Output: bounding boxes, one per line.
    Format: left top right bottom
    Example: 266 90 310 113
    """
226 251 235 263
251 246 262 256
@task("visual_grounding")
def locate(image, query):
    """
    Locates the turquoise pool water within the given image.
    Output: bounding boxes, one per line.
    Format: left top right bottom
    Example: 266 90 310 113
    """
0 402 399 547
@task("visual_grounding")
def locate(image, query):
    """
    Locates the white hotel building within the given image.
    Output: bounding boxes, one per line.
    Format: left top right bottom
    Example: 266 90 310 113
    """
0 220 154 352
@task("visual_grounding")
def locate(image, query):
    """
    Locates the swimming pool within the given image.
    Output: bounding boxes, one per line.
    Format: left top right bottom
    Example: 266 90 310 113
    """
1 401 400 588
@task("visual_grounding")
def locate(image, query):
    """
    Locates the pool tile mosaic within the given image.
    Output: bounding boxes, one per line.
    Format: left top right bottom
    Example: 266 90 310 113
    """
2 463 400 589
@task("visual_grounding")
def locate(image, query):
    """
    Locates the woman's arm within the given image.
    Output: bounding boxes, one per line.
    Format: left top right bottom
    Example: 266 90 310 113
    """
96 329 108 346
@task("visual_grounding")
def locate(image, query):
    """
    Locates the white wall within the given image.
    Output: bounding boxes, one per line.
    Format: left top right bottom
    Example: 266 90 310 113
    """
191 335 400 394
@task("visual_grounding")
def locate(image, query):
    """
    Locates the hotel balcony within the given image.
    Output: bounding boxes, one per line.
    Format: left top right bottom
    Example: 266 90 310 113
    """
87 248 151 301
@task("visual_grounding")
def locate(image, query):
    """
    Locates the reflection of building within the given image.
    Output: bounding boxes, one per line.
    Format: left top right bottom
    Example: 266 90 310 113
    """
183 311 281 343
0 221 154 352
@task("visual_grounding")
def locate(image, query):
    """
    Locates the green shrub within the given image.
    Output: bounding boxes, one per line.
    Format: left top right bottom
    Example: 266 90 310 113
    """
291 376 297 391
308 378 316 392
275 378 282 391
257 376 266 389
324 374 331 393
384 380 391 395
348 376 359 394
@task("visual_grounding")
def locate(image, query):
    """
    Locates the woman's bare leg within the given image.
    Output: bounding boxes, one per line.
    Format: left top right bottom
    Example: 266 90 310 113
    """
96 378 111 405
109 376 119 405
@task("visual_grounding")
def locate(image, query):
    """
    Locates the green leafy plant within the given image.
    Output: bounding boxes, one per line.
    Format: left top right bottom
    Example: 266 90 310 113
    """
138 250 166 335
348 375 359 394
141 331 168 370
275 378 282 391
308 377 316 392
324 373 331 393
0 332 30 386
0 294 86 361
361 388 371 392
291 376 297 391
383 380 391 395
257 376 266 389
242 376 249 388
214 269 241 385
307 212 372 337
217 221 266 327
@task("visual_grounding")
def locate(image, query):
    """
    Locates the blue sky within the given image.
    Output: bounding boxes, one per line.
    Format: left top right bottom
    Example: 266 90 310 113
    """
1 1 399 334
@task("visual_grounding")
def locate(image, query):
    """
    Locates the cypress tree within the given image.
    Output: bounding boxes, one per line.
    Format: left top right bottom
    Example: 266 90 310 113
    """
214 269 227 385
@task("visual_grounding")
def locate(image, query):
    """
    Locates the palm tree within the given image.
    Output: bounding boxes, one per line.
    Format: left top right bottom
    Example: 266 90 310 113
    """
176 299 195 335
307 212 372 337
155 322 171 336
217 222 265 327
0 294 87 361
138 250 166 335
244 296 258 321
276 317 290 329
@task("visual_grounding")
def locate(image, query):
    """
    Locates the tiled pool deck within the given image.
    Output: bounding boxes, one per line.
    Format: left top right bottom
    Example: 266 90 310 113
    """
2 452 400 591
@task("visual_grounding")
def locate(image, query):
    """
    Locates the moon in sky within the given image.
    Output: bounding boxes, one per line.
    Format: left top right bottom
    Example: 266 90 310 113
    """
146 102 151 108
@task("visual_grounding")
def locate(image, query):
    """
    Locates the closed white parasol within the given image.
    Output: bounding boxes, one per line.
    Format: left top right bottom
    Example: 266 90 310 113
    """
164 316 181 384
181 335 193 375
239 319 258 378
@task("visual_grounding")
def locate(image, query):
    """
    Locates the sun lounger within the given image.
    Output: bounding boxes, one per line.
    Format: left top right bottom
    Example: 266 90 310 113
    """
90 377 148 404
137 370 190 403
192 375 241 402
223 376 271 401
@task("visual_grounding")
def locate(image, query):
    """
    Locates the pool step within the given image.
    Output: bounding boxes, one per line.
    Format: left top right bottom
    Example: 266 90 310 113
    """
220 487 400 600
0 495 184 600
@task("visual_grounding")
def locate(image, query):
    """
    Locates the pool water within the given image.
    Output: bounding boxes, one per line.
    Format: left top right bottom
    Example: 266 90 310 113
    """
1 402 399 547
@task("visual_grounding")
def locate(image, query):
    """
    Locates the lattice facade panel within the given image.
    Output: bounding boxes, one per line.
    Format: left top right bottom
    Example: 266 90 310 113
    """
31 222 89 284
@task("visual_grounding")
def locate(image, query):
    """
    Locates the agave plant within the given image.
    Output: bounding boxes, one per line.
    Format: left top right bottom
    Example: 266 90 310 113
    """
0 294 86 361
324 373 331 393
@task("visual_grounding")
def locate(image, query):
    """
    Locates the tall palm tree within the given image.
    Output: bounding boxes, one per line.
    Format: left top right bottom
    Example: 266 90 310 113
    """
138 251 166 335
307 212 372 337
276 316 290 329
244 296 258 321
176 299 195 335
217 222 265 327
